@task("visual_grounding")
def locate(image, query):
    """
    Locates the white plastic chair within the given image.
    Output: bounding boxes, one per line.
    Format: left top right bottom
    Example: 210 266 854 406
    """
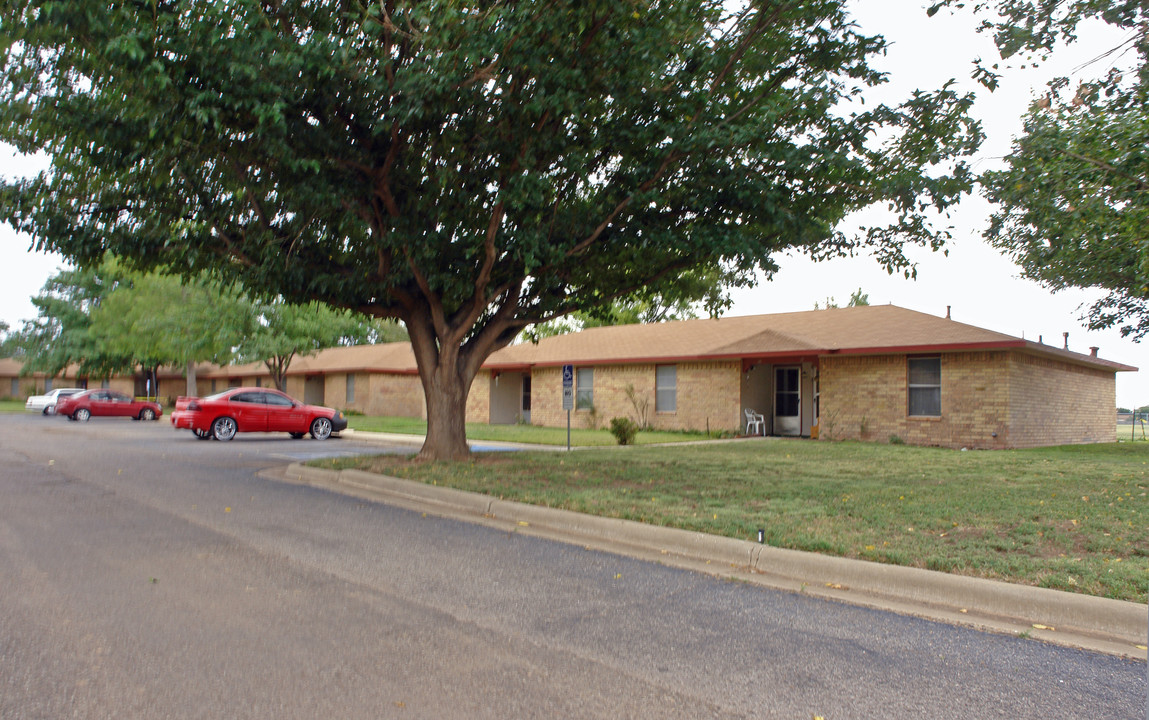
744 408 765 436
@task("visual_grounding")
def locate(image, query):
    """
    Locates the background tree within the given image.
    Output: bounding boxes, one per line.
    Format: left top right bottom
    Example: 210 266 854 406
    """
90 271 249 396
1 1 983 459
10 263 135 379
932 0 1148 338
522 266 731 340
814 288 870 309
234 300 392 391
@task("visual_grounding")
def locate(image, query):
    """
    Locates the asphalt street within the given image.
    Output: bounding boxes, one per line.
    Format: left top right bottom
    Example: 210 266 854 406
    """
0 414 1144 719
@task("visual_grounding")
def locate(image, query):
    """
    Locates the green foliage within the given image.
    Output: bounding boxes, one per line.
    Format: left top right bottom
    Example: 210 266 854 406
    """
9 262 135 377
234 300 385 390
814 287 870 310
91 270 248 370
933 0 1149 338
0 0 984 458
609 416 639 445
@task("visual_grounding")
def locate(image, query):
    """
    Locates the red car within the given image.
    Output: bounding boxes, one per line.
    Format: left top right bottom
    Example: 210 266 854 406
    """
170 387 347 441
56 389 163 422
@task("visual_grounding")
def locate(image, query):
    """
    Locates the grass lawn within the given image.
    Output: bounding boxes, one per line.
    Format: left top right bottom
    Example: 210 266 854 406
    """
347 414 723 446
324 438 1149 603
0 399 27 413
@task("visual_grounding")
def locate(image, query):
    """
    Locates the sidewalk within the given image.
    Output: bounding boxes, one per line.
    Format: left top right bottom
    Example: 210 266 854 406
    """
280 448 1149 661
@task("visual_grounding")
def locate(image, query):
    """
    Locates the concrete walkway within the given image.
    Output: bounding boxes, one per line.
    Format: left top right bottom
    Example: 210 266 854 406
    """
312 430 1149 660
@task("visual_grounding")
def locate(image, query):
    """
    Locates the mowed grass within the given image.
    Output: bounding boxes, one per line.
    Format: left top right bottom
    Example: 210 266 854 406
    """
326 439 1149 603
347 414 721 446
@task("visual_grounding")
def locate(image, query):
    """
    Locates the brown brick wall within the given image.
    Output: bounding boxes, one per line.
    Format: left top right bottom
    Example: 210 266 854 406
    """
366 373 425 418
466 372 491 423
820 350 1117 449
521 362 742 433
1007 353 1115 447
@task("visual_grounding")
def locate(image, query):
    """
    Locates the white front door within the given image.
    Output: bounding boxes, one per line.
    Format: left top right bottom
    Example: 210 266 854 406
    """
774 366 801 436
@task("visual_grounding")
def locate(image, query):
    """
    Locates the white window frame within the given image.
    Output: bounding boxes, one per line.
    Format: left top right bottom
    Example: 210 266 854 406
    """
908 357 942 417
655 365 677 413
346 373 356 404
576 367 594 410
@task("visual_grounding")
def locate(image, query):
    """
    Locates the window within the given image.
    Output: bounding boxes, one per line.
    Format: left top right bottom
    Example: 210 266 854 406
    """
255 377 262 388
576 368 594 410
263 392 294 407
908 357 941 417
656 365 677 412
346 373 356 404
45 378 53 392
11 378 18 397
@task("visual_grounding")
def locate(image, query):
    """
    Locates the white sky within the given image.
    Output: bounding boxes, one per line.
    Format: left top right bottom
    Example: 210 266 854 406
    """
0 1 1144 406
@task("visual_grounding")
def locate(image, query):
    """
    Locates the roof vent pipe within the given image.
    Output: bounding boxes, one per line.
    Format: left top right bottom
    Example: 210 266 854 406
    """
1063 332 1069 350
946 305 951 319
1090 346 1099 357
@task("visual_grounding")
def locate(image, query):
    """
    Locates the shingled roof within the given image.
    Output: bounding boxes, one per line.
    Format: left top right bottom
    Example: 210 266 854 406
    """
197 342 420 378
486 305 1136 372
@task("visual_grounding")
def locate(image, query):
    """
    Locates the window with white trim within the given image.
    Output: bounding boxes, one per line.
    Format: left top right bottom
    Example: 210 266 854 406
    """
346 373 356 404
908 357 941 417
655 365 677 412
576 368 594 410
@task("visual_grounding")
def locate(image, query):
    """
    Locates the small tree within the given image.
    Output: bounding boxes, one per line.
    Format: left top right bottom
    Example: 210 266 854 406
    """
91 271 249 396
235 300 386 391
11 262 135 380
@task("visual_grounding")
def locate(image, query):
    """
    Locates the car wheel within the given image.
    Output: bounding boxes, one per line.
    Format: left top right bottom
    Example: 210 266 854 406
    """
211 417 238 442
310 417 333 440
74 408 90 422
139 408 156 421
41 407 50 416
193 428 212 440
290 432 305 439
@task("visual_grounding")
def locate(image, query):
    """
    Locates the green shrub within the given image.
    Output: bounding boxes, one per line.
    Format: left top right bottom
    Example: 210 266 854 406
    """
609 417 639 445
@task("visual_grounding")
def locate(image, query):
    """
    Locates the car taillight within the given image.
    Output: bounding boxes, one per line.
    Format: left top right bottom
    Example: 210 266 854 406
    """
187 401 200 411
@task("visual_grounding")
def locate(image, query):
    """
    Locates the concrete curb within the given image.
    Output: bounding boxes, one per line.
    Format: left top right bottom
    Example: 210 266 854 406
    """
282 462 1149 659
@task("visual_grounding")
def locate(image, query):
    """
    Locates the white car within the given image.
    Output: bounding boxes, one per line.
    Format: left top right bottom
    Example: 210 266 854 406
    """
25 388 85 415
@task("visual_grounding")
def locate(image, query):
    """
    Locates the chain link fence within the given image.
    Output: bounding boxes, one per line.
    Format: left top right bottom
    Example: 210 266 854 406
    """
1116 411 1148 441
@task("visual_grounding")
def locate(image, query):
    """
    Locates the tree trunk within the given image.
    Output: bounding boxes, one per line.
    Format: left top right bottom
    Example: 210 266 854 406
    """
402 290 523 461
185 360 198 397
420 364 473 461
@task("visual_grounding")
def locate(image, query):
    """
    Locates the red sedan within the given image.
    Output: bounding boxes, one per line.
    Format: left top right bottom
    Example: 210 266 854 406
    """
170 387 348 441
56 389 163 422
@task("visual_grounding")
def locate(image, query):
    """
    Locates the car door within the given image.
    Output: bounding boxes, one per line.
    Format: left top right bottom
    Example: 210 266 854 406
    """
228 392 270 432
261 392 306 433
109 391 136 417
88 391 118 417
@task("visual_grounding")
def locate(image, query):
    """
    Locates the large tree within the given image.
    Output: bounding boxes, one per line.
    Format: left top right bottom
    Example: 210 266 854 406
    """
1 1 983 459
932 0 1149 338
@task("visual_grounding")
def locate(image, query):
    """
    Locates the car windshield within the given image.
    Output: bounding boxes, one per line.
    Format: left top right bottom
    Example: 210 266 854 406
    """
204 391 231 401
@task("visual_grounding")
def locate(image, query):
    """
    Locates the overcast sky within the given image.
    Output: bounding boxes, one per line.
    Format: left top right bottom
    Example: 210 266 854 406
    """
1 1 1144 405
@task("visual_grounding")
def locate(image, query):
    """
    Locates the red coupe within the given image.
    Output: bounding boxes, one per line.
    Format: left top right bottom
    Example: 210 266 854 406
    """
170 387 348 441
56 389 163 422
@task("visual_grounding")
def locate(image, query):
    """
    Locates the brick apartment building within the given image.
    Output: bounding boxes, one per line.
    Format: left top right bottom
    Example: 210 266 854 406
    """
479 305 1135 449
2 305 1135 449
